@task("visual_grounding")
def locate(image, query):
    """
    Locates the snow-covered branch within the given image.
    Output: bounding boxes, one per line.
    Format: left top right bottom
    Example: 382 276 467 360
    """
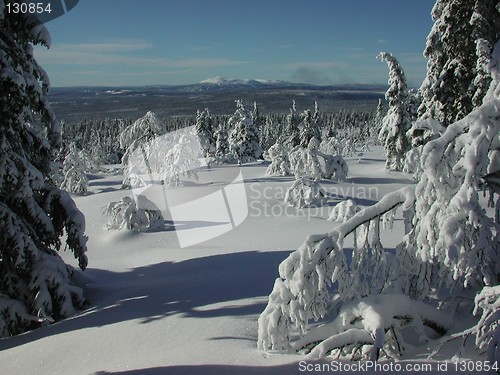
258 186 416 354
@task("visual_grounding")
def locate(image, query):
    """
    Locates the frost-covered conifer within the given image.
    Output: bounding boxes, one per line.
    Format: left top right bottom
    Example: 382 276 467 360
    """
408 41 500 298
284 100 300 148
195 108 215 157
319 136 341 157
60 144 89 195
266 141 291 176
418 0 500 126
228 100 263 163
289 140 323 180
290 138 348 181
251 101 264 144
299 108 321 147
285 178 326 208
377 52 411 171
214 122 230 159
0 2 88 337
162 134 201 186
121 111 163 188
373 98 385 139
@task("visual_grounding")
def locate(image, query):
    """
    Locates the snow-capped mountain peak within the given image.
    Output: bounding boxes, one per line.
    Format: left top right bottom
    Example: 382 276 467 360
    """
199 76 286 88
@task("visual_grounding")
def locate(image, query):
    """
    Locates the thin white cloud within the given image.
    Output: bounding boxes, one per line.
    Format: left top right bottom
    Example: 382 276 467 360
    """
35 41 247 69
57 39 154 53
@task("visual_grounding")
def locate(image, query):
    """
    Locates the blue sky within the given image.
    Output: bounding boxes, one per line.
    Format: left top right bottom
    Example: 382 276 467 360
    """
34 0 436 87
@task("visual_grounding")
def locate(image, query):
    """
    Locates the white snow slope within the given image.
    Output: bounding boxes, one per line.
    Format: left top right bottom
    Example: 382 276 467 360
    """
0 147 476 374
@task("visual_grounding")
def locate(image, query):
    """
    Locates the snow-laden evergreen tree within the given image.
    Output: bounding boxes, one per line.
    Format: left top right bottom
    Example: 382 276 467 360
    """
162 134 201 186
120 111 164 188
289 140 323 180
251 101 264 145
60 143 89 195
377 52 411 171
284 100 300 148
195 108 215 158
284 178 326 208
289 138 348 182
214 122 230 159
0 2 88 337
418 0 500 126
299 108 321 147
260 114 280 151
373 98 385 139
228 100 263 163
406 42 500 300
266 140 291 176
319 136 341 157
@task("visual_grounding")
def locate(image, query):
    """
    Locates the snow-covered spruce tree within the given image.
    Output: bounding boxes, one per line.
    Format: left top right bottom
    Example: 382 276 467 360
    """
214 121 231 161
285 178 326 209
162 134 201 186
284 100 300 148
251 101 264 145
289 138 348 182
418 0 500 126
289 139 323 180
377 52 411 171
228 100 263 163
0 3 88 337
406 41 500 301
120 111 164 188
373 98 385 140
195 108 215 158
266 140 291 177
299 108 321 148
60 143 89 195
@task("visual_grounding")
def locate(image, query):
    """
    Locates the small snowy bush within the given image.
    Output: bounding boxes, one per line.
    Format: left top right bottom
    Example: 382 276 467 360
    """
289 139 348 182
321 153 349 181
266 141 291 176
104 196 164 232
285 178 327 208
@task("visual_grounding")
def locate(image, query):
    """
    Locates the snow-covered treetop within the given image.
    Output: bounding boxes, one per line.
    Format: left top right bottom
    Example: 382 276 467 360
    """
376 52 408 103
119 111 163 150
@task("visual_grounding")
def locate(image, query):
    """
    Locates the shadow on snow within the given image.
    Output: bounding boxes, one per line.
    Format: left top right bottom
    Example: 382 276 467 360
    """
0 251 290 350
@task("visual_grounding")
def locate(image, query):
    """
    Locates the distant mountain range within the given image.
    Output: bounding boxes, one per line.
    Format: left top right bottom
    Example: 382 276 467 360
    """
48 78 387 121
50 77 387 97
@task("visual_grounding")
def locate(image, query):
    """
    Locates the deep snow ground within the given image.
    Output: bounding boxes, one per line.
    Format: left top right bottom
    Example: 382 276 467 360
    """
0 147 477 374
